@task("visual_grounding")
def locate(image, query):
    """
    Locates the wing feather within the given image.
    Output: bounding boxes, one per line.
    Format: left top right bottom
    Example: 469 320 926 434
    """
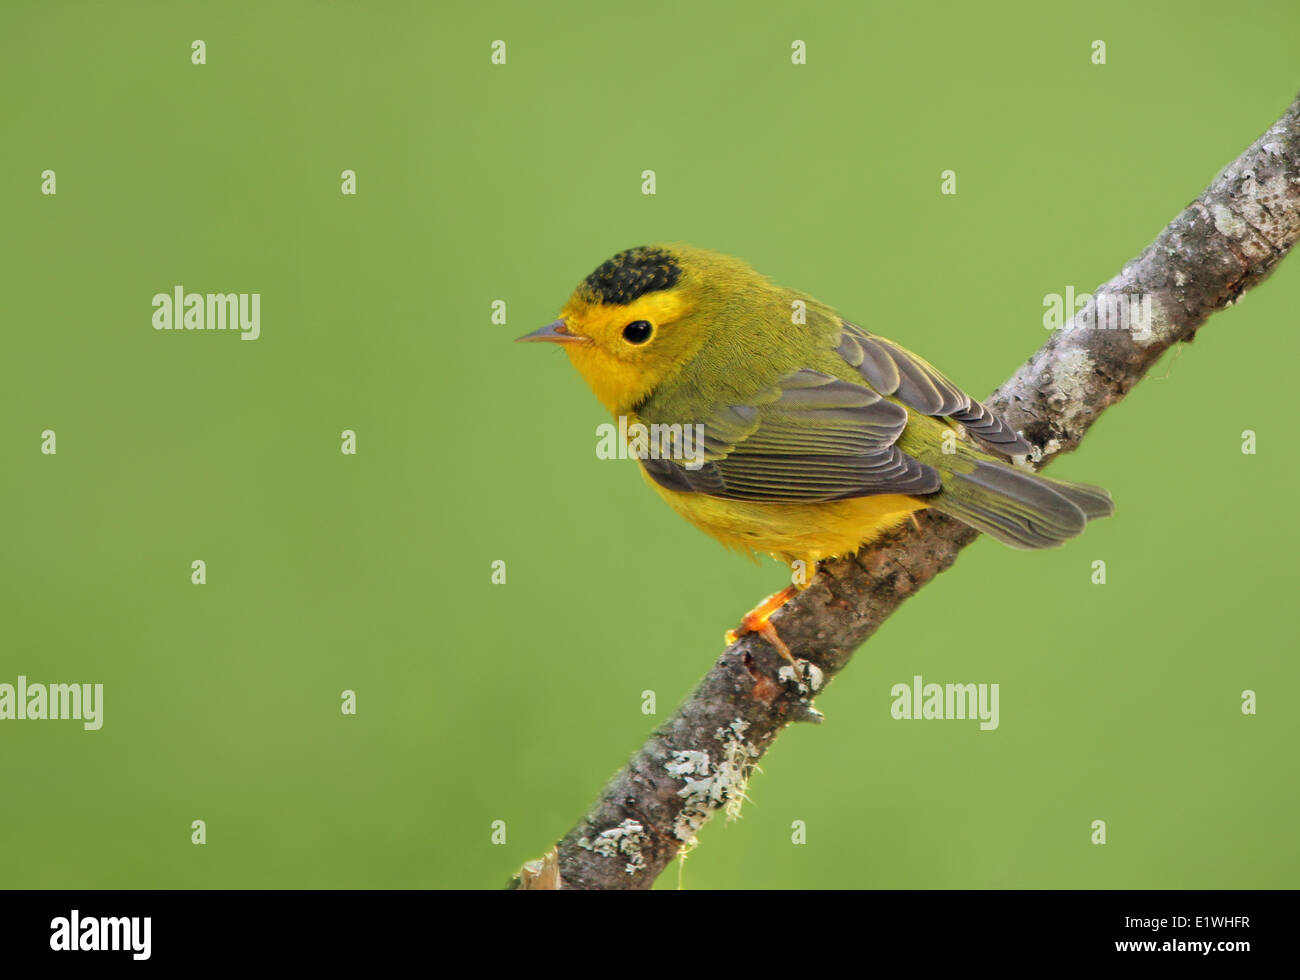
640 368 941 502
839 321 1031 455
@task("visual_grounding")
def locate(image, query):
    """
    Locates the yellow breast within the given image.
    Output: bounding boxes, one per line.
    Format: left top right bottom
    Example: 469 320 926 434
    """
642 468 928 567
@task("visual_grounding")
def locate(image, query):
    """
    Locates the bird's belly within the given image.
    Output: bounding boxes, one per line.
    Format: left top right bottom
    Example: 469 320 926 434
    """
647 477 929 566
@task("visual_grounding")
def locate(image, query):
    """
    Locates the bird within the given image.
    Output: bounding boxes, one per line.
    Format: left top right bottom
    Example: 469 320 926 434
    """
518 245 1113 662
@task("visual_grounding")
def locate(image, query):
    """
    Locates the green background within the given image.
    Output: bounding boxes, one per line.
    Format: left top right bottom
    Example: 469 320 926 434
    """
2 0 1297 889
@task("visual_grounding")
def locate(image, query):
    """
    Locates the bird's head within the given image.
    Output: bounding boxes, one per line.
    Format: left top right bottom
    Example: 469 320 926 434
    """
518 245 763 415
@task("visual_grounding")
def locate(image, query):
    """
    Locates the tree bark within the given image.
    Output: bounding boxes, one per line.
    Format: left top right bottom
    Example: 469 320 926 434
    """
515 91 1300 890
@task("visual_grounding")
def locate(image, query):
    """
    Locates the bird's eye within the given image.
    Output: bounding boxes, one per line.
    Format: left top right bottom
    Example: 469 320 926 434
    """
622 320 653 344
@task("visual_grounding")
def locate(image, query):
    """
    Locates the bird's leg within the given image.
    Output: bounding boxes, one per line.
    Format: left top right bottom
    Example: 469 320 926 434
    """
726 585 799 663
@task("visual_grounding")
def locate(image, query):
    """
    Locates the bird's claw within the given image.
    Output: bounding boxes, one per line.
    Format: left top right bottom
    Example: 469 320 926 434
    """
725 586 798 663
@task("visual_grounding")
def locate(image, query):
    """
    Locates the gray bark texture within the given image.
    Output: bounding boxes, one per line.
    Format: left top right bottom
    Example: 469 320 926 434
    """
513 91 1300 891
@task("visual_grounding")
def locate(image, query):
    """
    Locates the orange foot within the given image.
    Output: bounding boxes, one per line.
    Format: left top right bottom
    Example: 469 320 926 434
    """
725 585 798 663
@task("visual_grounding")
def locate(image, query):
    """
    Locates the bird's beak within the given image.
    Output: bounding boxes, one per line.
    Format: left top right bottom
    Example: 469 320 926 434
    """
515 318 586 345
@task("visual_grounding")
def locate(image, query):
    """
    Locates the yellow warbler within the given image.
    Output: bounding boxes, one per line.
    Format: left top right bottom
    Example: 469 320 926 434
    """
520 245 1112 656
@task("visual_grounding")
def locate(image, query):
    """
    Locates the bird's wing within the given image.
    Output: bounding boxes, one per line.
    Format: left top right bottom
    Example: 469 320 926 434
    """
639 368 942 502
836 321 1032 455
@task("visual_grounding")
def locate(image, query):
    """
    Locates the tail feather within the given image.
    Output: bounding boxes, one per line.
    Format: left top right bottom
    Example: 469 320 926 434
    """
1050 480 1115 521
931 460 1113 550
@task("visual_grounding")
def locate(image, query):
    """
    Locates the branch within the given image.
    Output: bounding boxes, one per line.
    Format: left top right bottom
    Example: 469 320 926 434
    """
516 91 1300 890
